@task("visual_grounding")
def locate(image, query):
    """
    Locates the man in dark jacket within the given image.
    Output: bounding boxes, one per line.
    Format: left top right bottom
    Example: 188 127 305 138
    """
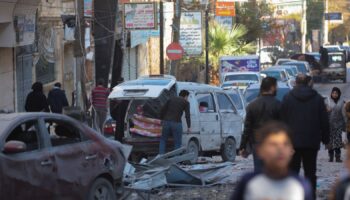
239 77 281 172
25 82 50 112
47 82 69 114
281 74 329 199
159 90 191 154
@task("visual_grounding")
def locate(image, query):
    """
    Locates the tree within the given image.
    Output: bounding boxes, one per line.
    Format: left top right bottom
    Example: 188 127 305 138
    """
235 0 273 43
208 22 255 84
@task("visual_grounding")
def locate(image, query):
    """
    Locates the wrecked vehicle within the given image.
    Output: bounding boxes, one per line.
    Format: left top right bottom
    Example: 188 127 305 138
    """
109 75 243 163
0 113 126 200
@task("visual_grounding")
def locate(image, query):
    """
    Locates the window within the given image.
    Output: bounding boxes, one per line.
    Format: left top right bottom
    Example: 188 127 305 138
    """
216 93 235 112
6 120 40 152
45 119 81 147
225 74 259 82
196 93 216 113
228 92 243 110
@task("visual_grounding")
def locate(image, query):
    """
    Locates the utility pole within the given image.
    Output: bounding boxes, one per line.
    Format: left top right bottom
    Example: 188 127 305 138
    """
323 0 329 45
301 0 307 53
205 8 209 84
74 0 85 109
159 1 164 74
170 0 181 76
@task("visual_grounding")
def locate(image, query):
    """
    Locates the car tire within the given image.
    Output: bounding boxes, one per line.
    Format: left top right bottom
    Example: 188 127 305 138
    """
221 137 237 162
87 178 116 200
186 140 199 164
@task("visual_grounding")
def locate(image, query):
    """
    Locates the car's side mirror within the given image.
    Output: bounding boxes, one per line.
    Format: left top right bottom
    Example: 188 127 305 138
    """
3 140 27 154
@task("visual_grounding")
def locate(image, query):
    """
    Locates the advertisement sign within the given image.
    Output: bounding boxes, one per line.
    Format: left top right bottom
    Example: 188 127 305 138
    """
130 29 159 48
215 2 235 17
325 12 343 24
84 0 92 17
124 3 157 30
180 11 202 56
220 56 260 74
215 16 232 30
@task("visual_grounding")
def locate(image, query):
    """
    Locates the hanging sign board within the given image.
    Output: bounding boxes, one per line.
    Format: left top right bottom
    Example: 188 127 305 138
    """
179 11 203 56
124 3 157 30
215 2 235 17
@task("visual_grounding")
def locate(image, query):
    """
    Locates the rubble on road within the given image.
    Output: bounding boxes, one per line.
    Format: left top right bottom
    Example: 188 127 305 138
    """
121 148 243 199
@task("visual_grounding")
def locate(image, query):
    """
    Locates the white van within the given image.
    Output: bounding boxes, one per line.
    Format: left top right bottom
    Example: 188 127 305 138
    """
108 75 243 162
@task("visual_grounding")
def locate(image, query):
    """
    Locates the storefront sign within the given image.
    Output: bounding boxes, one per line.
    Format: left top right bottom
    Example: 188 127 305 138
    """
124 3 157 30
215 2 235 17
180 11 202 56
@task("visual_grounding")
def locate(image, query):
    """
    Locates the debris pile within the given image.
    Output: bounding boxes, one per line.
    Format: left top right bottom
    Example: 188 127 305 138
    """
120 148 241 199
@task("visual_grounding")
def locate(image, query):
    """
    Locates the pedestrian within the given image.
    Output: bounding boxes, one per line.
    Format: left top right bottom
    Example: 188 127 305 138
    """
25 82 50 112
280 74 329 199
345 101 350 142
91 79 110 133
327 87 346 162
231 121 313 200
47 82 69 114
111 100 129 142
159 90 191 154
239 77 281 172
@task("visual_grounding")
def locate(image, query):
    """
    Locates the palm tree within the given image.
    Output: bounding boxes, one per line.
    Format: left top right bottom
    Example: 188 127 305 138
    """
208 22 256 73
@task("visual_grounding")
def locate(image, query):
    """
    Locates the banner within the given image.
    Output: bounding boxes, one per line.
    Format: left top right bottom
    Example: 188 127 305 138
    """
124 3 157 30
215 2 235 17
215 16 232 30
84 0 92 17
180 11 202 56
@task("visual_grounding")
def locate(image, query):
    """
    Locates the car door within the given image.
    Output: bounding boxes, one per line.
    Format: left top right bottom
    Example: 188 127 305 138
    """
196 92 221 151
42 117 103 199
0 118 56 199
215 93 243 143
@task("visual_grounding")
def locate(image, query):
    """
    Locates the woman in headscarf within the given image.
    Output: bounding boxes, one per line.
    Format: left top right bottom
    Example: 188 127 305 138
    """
328 87 346 162
25 82 50 112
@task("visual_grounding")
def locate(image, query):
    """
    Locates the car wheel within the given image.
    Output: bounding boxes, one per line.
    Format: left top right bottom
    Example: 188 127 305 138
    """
221 138 237 162
87 178 116 200
186 140 199 164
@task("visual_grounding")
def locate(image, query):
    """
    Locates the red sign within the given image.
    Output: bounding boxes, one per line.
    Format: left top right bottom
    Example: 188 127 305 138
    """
215 2 236 17
166 42 184 60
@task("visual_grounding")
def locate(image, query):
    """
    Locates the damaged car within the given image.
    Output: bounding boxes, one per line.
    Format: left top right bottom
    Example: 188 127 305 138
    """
0 113 126 200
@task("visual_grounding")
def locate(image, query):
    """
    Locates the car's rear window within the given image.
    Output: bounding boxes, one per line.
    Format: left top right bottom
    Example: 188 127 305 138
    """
121 79 172 86
245 88 290 104
261 71 282 81
225 74 259 82
285 63 308 73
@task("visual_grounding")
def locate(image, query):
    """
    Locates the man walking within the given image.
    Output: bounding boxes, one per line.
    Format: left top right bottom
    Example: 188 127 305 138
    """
91 79 110 132
159 90 191 154
239 77 281 172
280 74 329 199
47 82 69 114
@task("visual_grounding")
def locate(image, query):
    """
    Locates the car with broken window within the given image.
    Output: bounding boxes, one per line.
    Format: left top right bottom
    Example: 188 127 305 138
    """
108 75 243 163
0 113 126 200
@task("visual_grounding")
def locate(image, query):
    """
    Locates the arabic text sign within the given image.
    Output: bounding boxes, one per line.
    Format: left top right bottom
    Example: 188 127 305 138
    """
215 2 235 17
84 0 92 17
124 3 156 30
130 29 160 48
180 12 203 56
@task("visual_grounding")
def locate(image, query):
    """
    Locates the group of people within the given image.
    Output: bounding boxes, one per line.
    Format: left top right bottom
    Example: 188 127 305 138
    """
234 74 350 199
25 79 111 134
25 82 69 114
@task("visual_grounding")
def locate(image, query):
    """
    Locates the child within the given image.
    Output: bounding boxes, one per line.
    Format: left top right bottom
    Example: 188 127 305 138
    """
330 144 350 200
231 121 313 200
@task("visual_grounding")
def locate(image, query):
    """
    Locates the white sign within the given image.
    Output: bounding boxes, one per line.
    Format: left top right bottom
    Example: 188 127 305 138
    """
180 12 203 56
130 30 160 48
124 3 156 30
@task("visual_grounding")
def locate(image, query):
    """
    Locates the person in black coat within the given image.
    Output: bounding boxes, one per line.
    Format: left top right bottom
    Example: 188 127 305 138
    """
25 82 50 112
280 74 330 199
239 77 281 172
47 82 69 114
111 100 129 142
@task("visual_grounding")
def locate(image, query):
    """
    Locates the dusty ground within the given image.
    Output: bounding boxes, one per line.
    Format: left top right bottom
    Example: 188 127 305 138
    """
126 83 350 200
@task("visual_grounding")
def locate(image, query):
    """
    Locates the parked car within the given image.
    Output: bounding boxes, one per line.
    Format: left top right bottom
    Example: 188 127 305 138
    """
224 88 246 120
275 58 296 65
244 82 292 104
108 75 243 163
260 68 291 83
221 72 262 91
284 61 311 76
0 113 126 200
270 65 298 77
